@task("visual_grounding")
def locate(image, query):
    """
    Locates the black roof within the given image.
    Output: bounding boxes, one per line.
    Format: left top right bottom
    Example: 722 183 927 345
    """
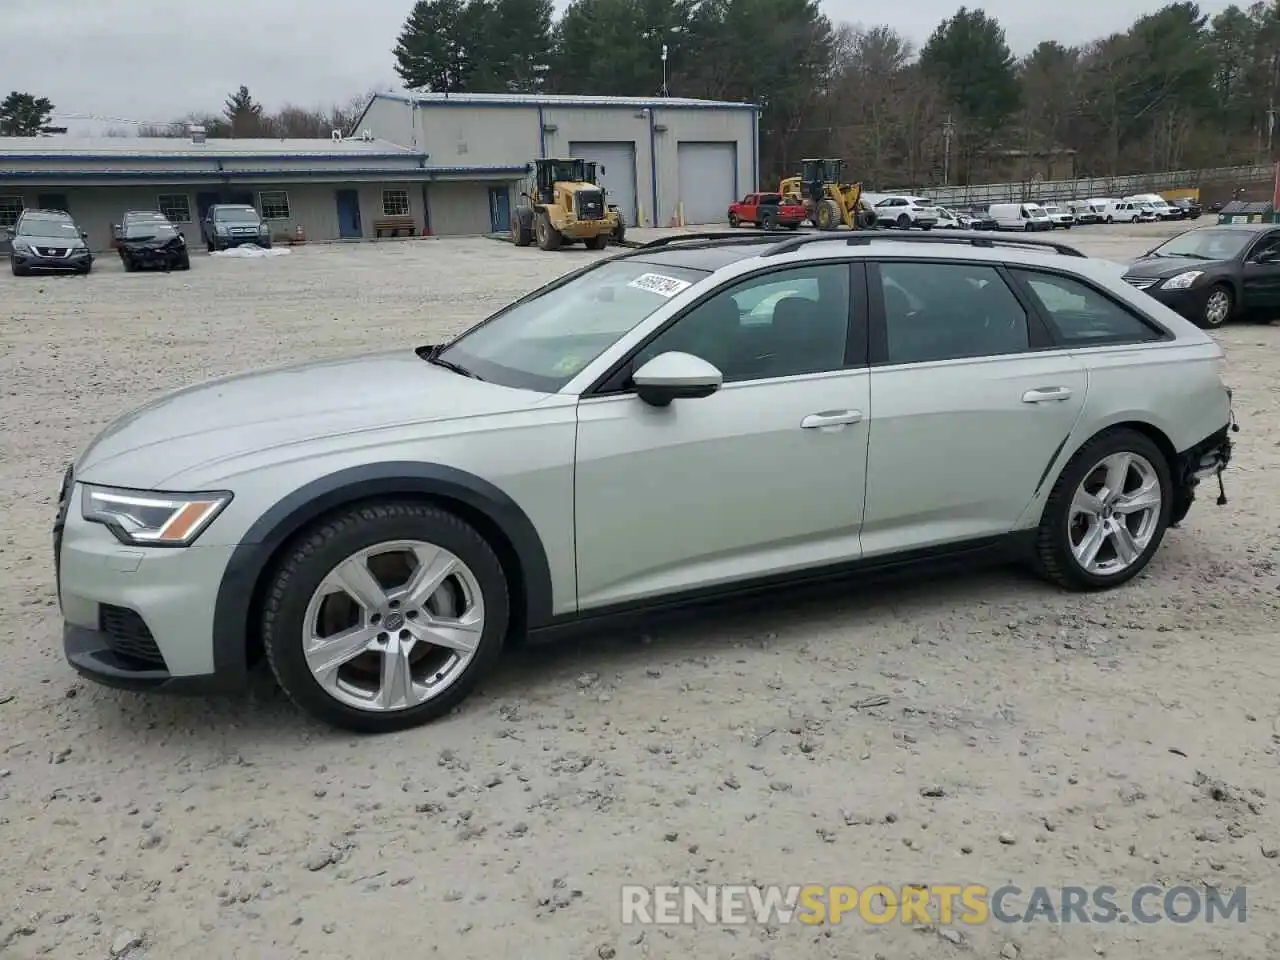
627 245 767 271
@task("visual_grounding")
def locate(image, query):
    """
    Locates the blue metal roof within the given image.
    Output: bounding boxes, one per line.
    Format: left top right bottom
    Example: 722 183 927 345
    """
0 164 527 182
0 136 426 163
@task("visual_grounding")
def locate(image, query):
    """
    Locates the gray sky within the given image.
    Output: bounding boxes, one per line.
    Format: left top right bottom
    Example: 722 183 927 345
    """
4 0 1237 133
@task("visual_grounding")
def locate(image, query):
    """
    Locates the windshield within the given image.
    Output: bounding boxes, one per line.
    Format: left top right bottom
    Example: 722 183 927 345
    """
215 207 260 223
435 259 709 392
19 217 79 238
125 221 178 239
1148 229 1252 260
546 160 585 183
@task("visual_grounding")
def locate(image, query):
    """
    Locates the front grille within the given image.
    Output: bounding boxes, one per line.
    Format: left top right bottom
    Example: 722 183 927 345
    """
576 190 605 220
99 604 166 668
36 247 69 257
1122 276 1159 290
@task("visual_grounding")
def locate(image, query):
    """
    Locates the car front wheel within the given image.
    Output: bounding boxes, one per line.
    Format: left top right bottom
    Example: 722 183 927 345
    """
1200 284 1233 328
1032 429 1171 591
261 501 510 733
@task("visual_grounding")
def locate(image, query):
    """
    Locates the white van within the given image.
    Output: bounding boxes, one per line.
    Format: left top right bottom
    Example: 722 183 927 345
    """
987 202 1053 231
1100 199 1142 223
1067 199 1107 224
1039 203 1075 229
1124 193 1177 220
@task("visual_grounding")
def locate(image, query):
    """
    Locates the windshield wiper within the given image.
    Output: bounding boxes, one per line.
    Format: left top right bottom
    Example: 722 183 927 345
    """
425 347 483 381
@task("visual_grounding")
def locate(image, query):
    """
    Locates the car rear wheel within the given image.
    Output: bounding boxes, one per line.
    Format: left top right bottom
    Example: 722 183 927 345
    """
1199 284 1233 328
1032 428 1171 591
261 501 510 733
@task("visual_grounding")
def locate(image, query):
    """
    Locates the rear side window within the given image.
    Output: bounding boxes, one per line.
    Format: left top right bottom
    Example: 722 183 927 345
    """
878 261 1029 364
1011 270 1161 346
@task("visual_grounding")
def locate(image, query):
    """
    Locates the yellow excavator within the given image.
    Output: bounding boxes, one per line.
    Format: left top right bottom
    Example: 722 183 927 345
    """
510 158 625 251
779 158 878 231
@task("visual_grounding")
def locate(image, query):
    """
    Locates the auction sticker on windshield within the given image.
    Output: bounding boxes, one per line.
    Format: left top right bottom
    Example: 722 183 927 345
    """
628 273 692 297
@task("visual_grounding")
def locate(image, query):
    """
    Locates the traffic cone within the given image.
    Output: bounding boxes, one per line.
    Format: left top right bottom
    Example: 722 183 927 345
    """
293 224 306 245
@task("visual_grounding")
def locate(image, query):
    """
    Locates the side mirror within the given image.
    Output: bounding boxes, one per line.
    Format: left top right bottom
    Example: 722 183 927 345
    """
631 352 722 407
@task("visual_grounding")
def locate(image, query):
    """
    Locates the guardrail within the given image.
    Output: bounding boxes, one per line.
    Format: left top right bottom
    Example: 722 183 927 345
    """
883 164 1274 206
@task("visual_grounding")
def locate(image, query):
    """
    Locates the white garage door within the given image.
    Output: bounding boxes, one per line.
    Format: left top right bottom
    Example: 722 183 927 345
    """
677 142 737 225
568 141 637 226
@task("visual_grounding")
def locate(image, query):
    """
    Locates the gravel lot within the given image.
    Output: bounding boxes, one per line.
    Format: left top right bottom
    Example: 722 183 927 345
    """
2 223 1278 959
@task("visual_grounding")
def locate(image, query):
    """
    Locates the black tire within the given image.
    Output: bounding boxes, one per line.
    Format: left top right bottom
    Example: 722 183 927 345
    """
11 260 27 277
261 501 511 734
122 255 136 272
177 254 191 271
761 210 779 231
896 213 912 230
511 211 534 247
535 211 562 251
728 213 740 228
815 200 841 231
585 234 608 250
1104 216 1113 224
1197 283 1234 329
1032 428 1173 591
1024 222 1034 232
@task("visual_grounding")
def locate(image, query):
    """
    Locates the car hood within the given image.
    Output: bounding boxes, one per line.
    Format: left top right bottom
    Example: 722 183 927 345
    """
21 234 86 248
1125 255 1228 277
75 349 549 488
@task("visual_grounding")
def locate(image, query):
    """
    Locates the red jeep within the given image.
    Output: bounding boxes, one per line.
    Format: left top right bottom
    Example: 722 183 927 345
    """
728 192 806 230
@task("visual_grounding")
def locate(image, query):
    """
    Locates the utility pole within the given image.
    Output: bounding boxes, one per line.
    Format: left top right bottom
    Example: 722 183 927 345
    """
942 114 955 186
660 43 669 97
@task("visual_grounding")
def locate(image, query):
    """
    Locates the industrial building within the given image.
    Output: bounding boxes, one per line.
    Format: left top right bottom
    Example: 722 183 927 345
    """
353 91 760 232
0 92 757 250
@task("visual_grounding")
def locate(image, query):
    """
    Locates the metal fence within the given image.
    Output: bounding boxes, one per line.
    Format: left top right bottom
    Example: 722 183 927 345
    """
882 164 1274 206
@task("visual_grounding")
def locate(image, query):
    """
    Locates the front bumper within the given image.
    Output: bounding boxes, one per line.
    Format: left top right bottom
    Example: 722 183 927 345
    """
1135 283 1212 322
55 476 239 693
12 248 93 271
214 233 270 248
122 244 185 265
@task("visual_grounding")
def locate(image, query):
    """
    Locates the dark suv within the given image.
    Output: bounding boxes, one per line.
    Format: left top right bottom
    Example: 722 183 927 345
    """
115 211 190 271
201 204 272 251
5 209 93 276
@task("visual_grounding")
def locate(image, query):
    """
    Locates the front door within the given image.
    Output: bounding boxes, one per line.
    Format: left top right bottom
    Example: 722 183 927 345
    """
37 193 69 213
488 186 511 233
1241 229 1280 309
573 261 870 610
335 189 362 238
861 259 1087 557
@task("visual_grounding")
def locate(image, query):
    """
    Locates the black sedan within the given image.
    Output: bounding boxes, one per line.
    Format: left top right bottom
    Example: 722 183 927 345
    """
118 219 190 271
1121 223 1280 328
1168 198 1202 219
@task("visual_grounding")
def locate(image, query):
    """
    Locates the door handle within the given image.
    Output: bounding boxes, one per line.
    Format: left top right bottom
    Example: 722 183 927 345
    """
1021 386 1073 403
801 410 863 429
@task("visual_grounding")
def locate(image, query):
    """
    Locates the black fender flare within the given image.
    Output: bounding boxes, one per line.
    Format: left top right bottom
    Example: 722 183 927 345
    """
210 461 555 678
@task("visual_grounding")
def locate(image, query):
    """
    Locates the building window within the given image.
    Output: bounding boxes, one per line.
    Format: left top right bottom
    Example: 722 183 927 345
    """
259 191 291 220
0 196 23 229
382 189 410 217
156 194 191 223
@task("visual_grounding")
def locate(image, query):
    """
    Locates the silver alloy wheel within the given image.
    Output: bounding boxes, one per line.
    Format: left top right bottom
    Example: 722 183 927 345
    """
1204 289 1231 327
1067 452 1163 576
301 539 485 712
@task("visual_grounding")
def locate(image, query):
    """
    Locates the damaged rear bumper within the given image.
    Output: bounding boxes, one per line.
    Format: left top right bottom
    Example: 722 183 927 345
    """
1172 416 1236 522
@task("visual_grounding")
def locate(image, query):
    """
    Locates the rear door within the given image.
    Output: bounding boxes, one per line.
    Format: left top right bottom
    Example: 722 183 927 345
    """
862 258 1087 557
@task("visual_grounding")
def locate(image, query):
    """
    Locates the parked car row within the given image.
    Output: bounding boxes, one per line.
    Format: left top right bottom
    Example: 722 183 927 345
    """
4 201 277 277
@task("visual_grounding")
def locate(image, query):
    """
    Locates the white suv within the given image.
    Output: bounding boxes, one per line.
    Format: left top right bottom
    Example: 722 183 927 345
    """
873 195 941 229
56 229 1237 732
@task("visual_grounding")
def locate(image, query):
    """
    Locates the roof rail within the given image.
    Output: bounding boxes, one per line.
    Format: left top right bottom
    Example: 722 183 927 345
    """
636 231 781 248
760 228 1088 258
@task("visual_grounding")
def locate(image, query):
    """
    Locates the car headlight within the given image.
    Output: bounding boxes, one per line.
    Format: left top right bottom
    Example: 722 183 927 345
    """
216 224 229 234
1162 270 1203 290
81 485 231 546
12 240 31 253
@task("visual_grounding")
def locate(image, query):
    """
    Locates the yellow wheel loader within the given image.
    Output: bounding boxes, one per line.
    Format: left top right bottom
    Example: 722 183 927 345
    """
510 158 626 251
778 158 879 231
